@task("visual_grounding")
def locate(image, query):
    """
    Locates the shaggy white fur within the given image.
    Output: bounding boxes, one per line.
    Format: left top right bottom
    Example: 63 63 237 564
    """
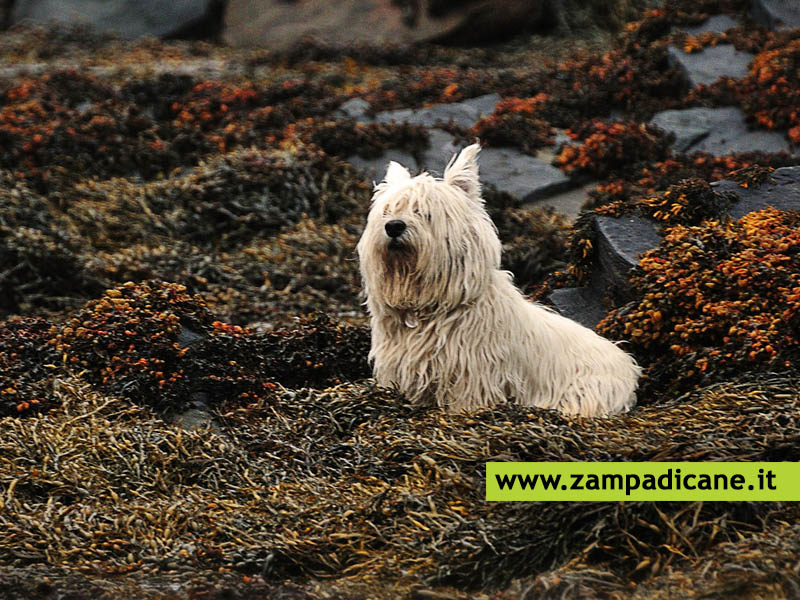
357 144 640 417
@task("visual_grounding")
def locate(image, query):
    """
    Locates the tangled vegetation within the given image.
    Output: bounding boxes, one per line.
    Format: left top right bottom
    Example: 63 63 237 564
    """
471 95 555 155
2 369 798 598
556 119 674 178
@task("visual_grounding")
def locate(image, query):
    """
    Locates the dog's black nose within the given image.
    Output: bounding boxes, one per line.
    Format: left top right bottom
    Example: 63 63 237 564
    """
385 220 407 238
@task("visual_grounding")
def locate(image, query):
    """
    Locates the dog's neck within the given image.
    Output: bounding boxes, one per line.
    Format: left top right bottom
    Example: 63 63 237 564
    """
391 302 470 328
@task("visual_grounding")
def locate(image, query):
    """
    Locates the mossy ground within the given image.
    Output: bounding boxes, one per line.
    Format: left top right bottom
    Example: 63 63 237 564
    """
2 1 800 598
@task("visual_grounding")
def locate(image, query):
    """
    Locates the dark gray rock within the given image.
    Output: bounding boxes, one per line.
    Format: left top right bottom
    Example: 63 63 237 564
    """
679 14 739 36
460 93 502 118
524 181 594 220
716 165 800 219
374 93 501 129
650 109 710 152
594 215 662 299
419 129 459 175
12 0 215 39
752 0 800 30
169 408 218 431
667 44 752 87
347 149 418 181
478 147 573 203
336 98 371 121
651 106 792 155
548 287 607 330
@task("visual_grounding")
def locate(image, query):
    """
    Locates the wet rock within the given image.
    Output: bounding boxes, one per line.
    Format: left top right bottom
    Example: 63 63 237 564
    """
428 0 546 45
479 147 573 203
347 148 419 180
594 214 662 300
651 106 793 155
548 286 607 330
374 93 501 129
11 0 217 39
667 43 752 87
715 165 800 219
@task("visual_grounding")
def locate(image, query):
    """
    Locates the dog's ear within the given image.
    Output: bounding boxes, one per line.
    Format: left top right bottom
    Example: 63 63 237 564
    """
444 143 481 199
384 161 411 184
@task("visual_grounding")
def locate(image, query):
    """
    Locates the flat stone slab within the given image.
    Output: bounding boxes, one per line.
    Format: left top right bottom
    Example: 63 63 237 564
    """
548 286 607 330
651 106 792 155
715 165 800 219
523 181 595 220
418 128 459 175
374 93 501 129
650 109 710 152
752 0 800 30
679 14 740 36
668 44 752 87
478 147 573 203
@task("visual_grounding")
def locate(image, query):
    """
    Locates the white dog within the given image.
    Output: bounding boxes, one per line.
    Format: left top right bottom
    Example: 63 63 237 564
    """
356 144 640 416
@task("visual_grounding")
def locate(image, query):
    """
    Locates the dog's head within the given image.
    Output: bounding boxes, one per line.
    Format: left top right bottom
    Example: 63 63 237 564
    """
357 143 501 313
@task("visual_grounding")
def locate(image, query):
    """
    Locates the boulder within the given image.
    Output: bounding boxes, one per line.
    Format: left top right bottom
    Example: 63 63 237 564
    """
11 0 218 39
222 0 545 49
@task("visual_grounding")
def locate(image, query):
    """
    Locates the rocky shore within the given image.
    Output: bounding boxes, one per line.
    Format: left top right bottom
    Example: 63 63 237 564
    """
2 1 800 598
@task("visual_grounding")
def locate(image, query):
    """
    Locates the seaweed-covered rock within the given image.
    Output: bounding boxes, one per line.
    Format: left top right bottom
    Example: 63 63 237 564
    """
52 282 215 411
51 282 370 414
306 120 430 162
599 207 800 397
596 176 738 225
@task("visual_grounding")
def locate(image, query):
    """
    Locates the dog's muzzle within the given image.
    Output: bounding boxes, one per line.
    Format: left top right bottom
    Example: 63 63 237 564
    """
385 220 406 238
385 220 408 250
